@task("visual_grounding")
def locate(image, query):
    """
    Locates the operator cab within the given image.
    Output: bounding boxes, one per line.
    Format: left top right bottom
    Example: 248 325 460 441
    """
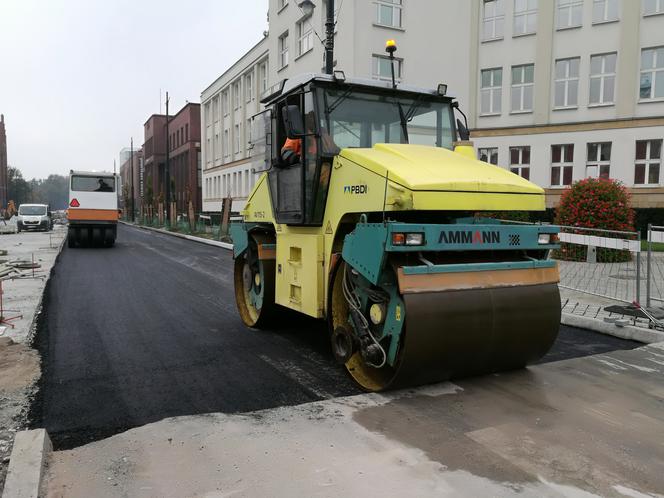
252 73 460 226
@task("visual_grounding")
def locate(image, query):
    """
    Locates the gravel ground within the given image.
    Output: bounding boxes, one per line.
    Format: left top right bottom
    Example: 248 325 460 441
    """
0 226 65 490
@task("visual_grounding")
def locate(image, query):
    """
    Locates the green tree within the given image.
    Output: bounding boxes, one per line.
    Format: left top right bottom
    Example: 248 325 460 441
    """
7 166 32 206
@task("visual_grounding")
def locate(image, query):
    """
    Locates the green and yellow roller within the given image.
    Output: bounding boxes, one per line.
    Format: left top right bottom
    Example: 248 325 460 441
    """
231 47 560 392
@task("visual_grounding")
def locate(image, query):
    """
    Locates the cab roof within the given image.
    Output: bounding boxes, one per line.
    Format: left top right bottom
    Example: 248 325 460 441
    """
261 73 455 105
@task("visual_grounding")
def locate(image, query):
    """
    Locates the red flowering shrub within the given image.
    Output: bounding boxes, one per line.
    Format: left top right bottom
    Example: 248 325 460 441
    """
554 178 635 262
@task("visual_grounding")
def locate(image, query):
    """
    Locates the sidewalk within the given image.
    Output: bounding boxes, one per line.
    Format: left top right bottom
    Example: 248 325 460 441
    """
0 226 66 490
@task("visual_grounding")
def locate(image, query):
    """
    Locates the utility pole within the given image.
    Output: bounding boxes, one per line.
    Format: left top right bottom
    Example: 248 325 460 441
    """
130 137 135 222
324 0 335 74
165 91 170 222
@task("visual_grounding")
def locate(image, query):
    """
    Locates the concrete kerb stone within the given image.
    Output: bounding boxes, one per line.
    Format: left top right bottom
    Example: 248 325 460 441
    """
561 312 664 344
119 221 233 250
2 429 52 498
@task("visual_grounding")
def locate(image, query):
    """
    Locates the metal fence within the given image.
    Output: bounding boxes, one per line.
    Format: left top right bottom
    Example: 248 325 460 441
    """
646 224 664 306
554 226 642 304
132 213 230 241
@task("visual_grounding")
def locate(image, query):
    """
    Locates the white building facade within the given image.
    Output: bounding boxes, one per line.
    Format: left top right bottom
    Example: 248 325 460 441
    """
201 0 473 212
201 0 664 213
471 0 664 208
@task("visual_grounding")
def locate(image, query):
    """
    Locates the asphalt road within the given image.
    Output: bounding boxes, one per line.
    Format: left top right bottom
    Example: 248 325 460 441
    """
31 224 640 449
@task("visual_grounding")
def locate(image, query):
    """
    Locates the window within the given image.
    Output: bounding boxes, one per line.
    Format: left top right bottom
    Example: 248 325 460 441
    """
223 91 229 116
514 0 538 36
554 57 580 108
509 146 530 179
586 142 611 178
480 68 502 115
644 0 664 15
71 175 116 192
223 129 229 158
372 54 402 81
279 31 289 69
478 147 498 165
246 119 252 158
589 53 616 105
375 0 402 28
640 47 664 100
245 73 253 102
511 64 534 112
592 0 618 23
635 140 662 185
297 18 314 56
259 62 268 93
551 144 574 186
557 0 583 28
185 123 189 142
234 124 240 154
482 0 504 40
233 81 240 109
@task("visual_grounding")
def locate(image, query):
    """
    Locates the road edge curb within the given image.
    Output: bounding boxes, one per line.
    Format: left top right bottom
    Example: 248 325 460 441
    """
119 221 233 250
2 429 52 498
561 312 664 344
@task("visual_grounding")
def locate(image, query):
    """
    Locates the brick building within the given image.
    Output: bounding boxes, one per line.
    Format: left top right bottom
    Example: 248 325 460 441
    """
0 114 7 209
142 114 169 209
167 103 202 214
142 104 202 215
119 148 144 218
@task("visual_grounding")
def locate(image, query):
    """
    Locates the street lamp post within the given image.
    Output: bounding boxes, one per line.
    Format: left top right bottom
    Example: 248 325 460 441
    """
130 137 135 222
324 0 335 74
298 0 334 74
165 91 170 223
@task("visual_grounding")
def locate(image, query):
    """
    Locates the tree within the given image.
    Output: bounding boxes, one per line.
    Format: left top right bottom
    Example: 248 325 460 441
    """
7 166 31 206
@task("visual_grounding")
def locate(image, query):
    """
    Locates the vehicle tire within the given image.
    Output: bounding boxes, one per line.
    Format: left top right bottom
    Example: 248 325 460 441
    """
103 227 116 247
67 228 76 248
92 227 103 247
233 236 277 329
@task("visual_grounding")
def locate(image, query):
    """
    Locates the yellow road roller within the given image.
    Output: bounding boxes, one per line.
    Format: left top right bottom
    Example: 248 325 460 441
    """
231 63 560 392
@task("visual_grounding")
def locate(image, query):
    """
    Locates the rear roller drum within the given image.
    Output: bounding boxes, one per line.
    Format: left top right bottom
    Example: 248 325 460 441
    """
234 238 276 328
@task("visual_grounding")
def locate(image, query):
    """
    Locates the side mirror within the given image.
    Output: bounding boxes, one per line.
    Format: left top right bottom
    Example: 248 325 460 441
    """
456 118 470 141
282 105 304 139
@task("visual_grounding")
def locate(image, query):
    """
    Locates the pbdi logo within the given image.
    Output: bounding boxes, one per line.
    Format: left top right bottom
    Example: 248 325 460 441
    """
343 184 368 194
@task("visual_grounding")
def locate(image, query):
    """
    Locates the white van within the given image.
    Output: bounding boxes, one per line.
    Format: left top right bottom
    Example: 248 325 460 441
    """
17 204 51 232
67 170 119 247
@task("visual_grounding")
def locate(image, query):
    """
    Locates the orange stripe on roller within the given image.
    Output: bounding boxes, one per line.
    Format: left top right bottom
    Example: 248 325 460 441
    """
67 208 119 221
396 265 560 294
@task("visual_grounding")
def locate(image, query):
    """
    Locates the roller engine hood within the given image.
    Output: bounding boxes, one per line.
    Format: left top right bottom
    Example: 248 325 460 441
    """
340 143 544 195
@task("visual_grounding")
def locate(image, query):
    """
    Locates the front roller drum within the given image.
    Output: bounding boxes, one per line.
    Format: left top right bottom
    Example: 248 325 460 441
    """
330 261 561 392
233 240 276 329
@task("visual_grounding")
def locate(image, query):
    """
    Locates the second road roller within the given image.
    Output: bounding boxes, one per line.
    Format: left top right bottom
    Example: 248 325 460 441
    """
231 43 561 392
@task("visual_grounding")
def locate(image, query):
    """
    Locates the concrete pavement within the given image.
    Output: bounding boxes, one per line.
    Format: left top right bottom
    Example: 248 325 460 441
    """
42 343 664 498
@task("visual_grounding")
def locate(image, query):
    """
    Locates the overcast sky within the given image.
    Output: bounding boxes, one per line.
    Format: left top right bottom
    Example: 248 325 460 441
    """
0 0 268 179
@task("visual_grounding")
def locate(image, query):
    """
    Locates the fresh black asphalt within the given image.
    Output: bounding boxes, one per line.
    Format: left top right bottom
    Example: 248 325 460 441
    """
30 224 640 449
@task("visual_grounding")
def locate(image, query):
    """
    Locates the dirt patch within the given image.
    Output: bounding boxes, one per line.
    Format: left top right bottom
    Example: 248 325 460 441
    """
0 337 41 490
